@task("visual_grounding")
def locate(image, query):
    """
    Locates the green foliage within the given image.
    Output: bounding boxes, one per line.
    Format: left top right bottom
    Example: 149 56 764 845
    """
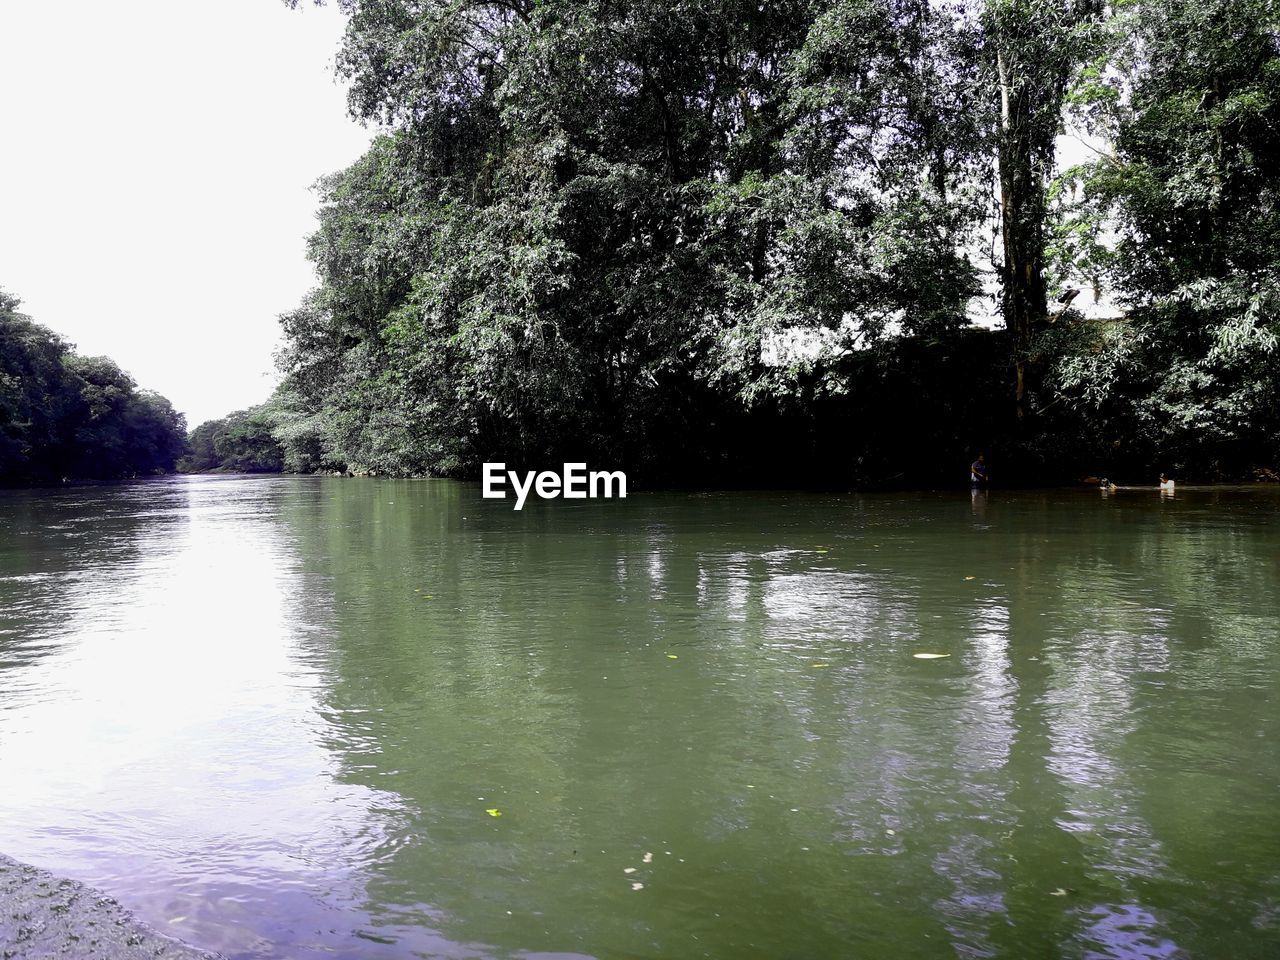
271 0 1280 483
0 289 188 484
274 0 990 479
180 403 287 474
1047 0 1280 476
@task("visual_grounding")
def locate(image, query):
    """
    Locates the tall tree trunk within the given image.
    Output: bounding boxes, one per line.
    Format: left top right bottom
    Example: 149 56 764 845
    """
996 46 1051 422
991 0 1102 421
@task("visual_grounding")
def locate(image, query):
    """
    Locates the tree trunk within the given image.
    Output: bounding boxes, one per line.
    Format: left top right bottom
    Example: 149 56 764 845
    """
996 46 1051 421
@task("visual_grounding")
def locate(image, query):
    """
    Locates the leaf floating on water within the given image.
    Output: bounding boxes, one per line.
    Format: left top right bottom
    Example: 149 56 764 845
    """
964 576 975 581
912 653 951 659
815 549 829 554
624 867 636 874
1049 888 1069 897
666 654 679 660
486 808 502 817
642 852 653 863
631 882 644 891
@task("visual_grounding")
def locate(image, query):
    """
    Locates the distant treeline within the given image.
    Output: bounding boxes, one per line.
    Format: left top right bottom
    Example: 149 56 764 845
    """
0 290 187 485
179 406 284 474
220 0 1276 485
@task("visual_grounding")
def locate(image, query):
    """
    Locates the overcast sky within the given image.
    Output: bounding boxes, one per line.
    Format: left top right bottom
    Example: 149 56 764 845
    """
0 0 371 427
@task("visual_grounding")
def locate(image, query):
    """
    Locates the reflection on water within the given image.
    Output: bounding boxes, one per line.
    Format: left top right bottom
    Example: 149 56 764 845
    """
1 477 1278 959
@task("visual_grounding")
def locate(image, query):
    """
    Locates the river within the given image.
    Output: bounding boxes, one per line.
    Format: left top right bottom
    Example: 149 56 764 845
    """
1 476 1277 959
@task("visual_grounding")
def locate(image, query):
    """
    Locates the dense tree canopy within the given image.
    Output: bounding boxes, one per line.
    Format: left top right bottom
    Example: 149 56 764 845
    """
0 289 188 484
1048 0 1280 475
259 0 1278 484
179 404 286 474
268 0 992 477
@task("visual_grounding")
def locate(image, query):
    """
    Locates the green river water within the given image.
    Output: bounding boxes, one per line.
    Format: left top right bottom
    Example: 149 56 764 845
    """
0 476 1277 959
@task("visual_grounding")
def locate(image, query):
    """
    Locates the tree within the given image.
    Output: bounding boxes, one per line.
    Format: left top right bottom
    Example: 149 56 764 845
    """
275 0 1280 482
278 0 991 478
179 405 286 473
0 288 188 483
1048 0 1280 475
985 0 1102 419
0 290 78 481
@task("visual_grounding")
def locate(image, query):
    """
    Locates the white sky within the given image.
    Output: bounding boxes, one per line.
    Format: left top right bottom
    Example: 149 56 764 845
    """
0 0 371 427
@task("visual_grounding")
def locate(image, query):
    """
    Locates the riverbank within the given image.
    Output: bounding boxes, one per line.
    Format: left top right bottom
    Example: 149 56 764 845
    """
0 855 220 960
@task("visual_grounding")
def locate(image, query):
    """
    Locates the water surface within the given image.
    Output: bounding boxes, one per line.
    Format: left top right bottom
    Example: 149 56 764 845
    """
1 477 1278 958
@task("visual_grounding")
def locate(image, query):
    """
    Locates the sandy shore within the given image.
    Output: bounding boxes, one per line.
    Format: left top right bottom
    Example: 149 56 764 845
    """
0 854 222 959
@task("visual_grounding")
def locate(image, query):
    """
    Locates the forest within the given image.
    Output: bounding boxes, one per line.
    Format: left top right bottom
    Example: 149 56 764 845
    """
230 0 1276 485
0 290 187 485
9 0 1280 487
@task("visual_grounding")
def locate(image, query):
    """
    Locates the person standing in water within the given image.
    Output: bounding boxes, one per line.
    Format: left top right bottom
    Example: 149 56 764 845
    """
1159 473 1175 491
970 453 989 487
